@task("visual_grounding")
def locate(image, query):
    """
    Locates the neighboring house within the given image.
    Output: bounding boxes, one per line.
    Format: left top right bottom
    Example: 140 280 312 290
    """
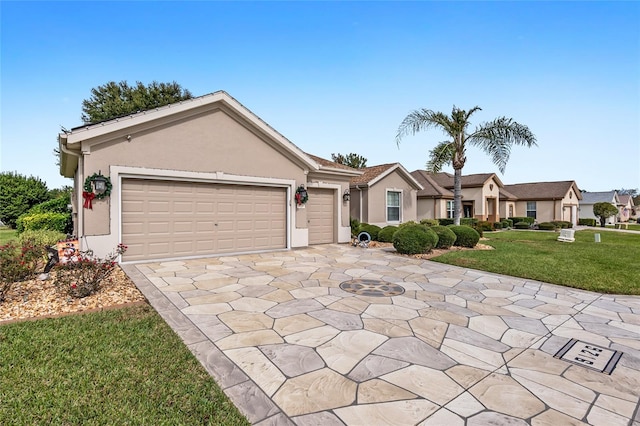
579 191 620 225
58 91 361 262
349 163 422 227
411 171 503 222
618 194 635 222
501 181 582 226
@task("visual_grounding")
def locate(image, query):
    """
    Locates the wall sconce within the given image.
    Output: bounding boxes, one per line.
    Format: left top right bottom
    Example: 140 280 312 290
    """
343 190 350 202
92 171 108 194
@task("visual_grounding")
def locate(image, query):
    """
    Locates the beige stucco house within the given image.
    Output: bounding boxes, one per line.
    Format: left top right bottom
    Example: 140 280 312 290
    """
58 91 361 262
411 171 503 222
349 163 422 227
501 181 582 225
617 194 635 222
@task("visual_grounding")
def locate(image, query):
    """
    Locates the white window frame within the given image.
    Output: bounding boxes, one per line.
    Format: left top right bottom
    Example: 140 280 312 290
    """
446 200 454 219
526 201 537 219
386 189 402 223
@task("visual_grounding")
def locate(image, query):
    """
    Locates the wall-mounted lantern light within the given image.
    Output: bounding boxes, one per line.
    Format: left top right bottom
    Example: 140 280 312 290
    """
343 190 350 202
92 171 108 194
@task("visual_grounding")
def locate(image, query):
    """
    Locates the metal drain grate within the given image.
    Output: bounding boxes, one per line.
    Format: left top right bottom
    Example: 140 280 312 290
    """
554 339 623 375
339 279 405 297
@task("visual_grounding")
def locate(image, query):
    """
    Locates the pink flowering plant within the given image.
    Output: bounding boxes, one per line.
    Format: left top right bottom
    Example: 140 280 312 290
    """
0 241 43 302
54 243 127 298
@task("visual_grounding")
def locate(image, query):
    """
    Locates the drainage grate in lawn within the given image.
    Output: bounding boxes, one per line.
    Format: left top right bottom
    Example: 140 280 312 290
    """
554 339 623 374
339 279 405 297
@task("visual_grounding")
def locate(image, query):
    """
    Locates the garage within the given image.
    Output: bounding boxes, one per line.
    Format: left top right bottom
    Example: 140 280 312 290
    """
306 188 335 244
121 178 287 261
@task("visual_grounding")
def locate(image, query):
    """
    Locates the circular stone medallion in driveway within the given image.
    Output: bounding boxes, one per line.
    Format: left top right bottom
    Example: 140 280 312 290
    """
339 279 405 297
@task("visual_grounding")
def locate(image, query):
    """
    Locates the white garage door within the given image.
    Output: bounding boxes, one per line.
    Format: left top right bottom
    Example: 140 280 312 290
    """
121 179 286 261
307 188 335 245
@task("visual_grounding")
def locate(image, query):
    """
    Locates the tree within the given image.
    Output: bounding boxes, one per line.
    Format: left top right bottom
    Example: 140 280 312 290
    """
0 172 50 228
331 153 368 169
396 106 536 225
81 80 193 124
593 202 619 227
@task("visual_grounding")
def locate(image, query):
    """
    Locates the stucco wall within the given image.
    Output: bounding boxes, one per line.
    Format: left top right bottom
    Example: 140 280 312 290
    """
365 172 417 226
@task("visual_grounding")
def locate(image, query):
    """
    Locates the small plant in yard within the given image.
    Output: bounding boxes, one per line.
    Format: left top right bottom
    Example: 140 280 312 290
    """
448 225 480 248
54 243 127 298
393 223 439 255
0 240 43 302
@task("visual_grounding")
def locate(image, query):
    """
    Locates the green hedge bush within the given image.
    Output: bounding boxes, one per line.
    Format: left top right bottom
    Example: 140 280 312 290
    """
551 221 572 229
360 224 382 241
378 225 398 243
460 218 479 227
501 219 514 228
16 212 69 233
476 220 493 232
392 224 439 255
448 225 480 248
493 222 504 230
537 222 558 231
511 216 535 225
437 218 454 226
431 225 457 249
18 229 67 248
514 221 531 229
350 217 361 236
578 218 597 227
419 219 439 227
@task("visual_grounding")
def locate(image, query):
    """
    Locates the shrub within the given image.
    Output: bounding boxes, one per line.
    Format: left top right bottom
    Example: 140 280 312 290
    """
493 221 504 230
16 212 70 233
578 218 597 227
537 222 558 231
350 217 361 237
0 240 43 302
501 219 514 228
431 225 457 249
514 221 531 229
392 224 438 255
378 225 398 243
551 221 571 229
460 218 479 227
18 229 67 248
0 172 50 228
360 224 382 241
511 216 535 225
448 225 480 248
419 219 439 227
476 220 493 232
438 218 454 226
54 244 127 298
25 194 73 234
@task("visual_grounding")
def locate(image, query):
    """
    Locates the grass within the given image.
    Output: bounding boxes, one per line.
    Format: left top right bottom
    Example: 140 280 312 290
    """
606 223 640 231
0 227 17 244
0 305 249 425
432 229 640 295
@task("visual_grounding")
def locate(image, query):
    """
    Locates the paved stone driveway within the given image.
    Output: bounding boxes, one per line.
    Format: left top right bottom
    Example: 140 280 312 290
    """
122 244 640 425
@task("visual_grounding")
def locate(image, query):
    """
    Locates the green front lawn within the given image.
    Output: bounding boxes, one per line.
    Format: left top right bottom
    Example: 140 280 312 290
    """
432 230 640 295
606 223 640 231
0 227 17 244
0 305 249 425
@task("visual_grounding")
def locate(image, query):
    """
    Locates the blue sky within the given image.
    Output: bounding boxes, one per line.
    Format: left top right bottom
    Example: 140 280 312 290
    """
1 1 639 192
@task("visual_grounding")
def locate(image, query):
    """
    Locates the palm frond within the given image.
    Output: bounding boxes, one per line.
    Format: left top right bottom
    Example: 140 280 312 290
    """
395 109 454 146
468 117 537 173
426 141 454 173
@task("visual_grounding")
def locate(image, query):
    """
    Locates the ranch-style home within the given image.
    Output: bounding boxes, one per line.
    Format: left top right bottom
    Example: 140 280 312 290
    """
58 91 361 262
411 171 503 222
501 181 582 226
579 190 621 225
349 163 423 227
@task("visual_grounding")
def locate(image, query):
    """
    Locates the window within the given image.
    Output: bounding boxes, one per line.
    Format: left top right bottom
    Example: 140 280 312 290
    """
387 191 401 222
446 201 454 219
526 201 537 219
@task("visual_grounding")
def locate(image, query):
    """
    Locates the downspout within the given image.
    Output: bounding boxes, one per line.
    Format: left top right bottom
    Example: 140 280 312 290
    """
59 137 84 241
356 185 363 223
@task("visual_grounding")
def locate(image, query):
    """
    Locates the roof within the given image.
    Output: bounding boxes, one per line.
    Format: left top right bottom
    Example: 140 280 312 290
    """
410 171 503 198
503 181 582 201
350 163 423 189
618 194 635 206
499 187 518 201
59 91 336 178
305 154 362 176
580 190 618 205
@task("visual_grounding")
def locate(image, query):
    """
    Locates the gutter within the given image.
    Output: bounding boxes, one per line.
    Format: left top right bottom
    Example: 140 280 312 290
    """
59 137 84 241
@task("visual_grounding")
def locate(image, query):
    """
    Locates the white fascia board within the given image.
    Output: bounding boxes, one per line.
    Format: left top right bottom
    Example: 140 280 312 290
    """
368 163 424 190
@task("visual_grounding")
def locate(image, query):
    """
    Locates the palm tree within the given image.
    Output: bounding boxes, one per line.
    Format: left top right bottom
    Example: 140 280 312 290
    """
396 106 536 225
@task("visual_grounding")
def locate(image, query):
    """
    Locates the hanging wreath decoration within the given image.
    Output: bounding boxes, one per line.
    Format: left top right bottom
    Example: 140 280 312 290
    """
82 172 112 209
295 185 309 206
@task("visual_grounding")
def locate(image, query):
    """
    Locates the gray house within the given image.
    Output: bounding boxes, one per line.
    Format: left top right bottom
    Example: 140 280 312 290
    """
579 191 620 225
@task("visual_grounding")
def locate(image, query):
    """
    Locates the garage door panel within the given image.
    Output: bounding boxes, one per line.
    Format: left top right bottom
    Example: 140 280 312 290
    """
122 179 286 261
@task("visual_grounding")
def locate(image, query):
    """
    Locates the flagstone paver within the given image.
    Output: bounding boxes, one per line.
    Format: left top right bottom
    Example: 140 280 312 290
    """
122 243 640 425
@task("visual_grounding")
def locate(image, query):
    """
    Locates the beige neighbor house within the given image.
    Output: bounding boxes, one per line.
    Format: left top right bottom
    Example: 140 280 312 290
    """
579 191 620 225
411 171 503 222
501 181 582 226
349 163 423 227
58 91 362 262
617 194 636 222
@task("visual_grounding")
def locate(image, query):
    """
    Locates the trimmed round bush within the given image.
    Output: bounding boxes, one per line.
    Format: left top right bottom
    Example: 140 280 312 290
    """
378 225 398 243
438 218 454 226
514 222 530 229
360 224 382 241
493 221 503 230
392 224 439 255
18 229 67 248
448 225 480 248
537 222 557 231
431 225 457 249
419 219 439 227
